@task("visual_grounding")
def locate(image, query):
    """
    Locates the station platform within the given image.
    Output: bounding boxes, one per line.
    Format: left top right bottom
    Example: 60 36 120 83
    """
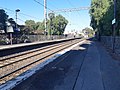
74 41 120 90
0 38 80 57
1 39 120 90
0 38 71 50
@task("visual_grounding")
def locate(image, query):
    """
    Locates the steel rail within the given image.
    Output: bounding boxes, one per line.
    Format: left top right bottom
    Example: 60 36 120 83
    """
0 39 84 84
0 41 74 68
0 40 72 61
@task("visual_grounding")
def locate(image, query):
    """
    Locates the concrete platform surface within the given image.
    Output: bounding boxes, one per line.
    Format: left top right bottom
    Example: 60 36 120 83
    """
74 41 120 90
11 40 120 90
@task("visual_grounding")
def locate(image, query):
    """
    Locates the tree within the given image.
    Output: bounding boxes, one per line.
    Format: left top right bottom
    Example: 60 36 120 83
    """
52 14 68 35
82 27 94 37
25 20 37 34
90 0 120 36
90 0 114 36
24 20 45 34
116 0 120 35
35 22 45 34
24 14 68 35
48 13 55 35
0 9 8 32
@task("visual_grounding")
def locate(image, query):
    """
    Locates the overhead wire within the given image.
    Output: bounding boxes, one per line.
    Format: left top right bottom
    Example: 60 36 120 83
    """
17 18 26 23
0 6 40 20
33 0 69 17
19 13 40 20
65 0 84 27
47 1 69 17
66 0 81 16
33 0 53 12
0 1 77 24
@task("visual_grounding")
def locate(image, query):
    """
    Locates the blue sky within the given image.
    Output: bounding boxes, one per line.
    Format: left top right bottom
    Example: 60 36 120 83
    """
0 0 91 32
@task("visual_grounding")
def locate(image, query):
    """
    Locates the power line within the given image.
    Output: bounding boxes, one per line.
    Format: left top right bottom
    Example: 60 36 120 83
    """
19 13 40 20
33 0 69 17
0 6 40 20
33 0 53 12
34 0 45 8
33 0 53 34
18 18 25 23
66 0 74 7
47 1 69 17
66 0 81 16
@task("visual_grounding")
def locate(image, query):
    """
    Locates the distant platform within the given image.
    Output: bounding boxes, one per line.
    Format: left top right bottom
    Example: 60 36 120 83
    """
0 38 77 50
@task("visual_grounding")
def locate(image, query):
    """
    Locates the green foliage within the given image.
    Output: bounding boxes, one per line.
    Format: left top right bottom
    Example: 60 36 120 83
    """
116 0 120 35
25 20 36 30
24 20 44 34
82 27 95 37
24 14 68 35
48 14 68 35
89 0 120 36
36 22 44 30
0 9 8 32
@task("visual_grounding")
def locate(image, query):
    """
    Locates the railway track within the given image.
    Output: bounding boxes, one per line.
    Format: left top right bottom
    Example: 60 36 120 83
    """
0 38 84 85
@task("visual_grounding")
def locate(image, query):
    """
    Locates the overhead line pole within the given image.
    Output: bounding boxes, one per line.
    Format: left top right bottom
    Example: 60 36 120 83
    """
44 0 47 35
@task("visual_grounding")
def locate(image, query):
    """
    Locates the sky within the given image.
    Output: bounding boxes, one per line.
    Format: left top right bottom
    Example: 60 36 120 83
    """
0 0 92 33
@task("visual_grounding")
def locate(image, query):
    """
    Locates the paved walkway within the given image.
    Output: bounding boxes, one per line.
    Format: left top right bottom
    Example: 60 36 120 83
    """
74 41 120 90
11 40 120 90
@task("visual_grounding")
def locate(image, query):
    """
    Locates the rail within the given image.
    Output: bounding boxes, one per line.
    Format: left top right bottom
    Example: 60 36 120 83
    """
0 38 84 85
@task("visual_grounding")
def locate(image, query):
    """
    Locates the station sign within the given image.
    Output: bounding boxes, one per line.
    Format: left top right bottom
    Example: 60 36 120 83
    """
112 19 116 25
6 21 14 33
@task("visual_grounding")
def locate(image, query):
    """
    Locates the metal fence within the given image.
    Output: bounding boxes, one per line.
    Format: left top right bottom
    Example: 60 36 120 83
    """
101 36 120 55
0 34 75 45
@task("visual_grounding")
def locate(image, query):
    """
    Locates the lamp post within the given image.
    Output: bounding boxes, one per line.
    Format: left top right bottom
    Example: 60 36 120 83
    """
15 9 20 43
112 0 116 53
15 9 20 31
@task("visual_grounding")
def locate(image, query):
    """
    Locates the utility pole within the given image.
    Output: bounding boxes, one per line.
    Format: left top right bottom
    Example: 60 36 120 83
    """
112 0 116 53
44 0 47 35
